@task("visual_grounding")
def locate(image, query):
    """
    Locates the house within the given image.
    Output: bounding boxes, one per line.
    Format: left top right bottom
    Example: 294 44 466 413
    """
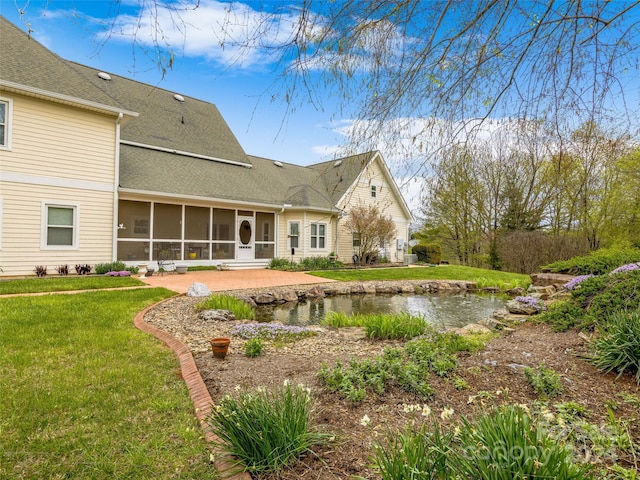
0 16 412 276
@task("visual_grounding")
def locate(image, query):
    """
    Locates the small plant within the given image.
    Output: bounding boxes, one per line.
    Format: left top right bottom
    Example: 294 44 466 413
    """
34 265 47 277
452 375 469 390
524 363 564 398
94 261 126 275
244 338 264 357
322 311 430 340
514 295 547 312
196 293 255 320
207 382 330 475
74 264 92 275
590 310 640 385
55 264 69 276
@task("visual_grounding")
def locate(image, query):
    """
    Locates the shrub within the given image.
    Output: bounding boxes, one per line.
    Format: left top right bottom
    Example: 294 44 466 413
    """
196 293 255 320
412 243 442 264
542 247 640 276
244 338 264 357
590 310 640 385
34 265 47 277
94 261 127 275
524 363 564 398
207 382 329 475
55 264 69 276
74 264 92 275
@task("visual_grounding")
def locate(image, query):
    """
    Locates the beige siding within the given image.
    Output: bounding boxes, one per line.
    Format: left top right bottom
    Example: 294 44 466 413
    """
336 157 411 263
276 211 337 261
0 93 118 276
1 94 117 183
1 182 115 276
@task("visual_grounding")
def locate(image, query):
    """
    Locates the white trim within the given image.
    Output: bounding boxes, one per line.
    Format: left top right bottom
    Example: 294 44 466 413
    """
120 140 253 168
0 80 138 118
41 201 80 250
118 188 284 210
288 220 300 250
309 221 328 250
1 172 114 192
112 112 123 261
0 96 13 150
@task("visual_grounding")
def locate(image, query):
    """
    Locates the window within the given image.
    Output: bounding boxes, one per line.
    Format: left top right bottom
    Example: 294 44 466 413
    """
352 232 361 247
42 203 78 249
0 98 12 149
289 222 300 249
310 222 326 249
370 185 377 198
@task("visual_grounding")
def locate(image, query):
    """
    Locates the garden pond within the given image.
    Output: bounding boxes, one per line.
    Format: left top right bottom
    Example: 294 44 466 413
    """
254 293 507 328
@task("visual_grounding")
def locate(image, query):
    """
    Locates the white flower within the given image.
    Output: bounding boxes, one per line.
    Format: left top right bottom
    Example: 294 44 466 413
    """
421 405 431 416
359 414 371 427
440 407 454 421
283 379 291 386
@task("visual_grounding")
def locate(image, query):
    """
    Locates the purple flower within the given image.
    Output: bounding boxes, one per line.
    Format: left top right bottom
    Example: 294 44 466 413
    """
515 296 547 311
105 270 131 277
231 323 315 341
563 275 595 290
609 262 640 275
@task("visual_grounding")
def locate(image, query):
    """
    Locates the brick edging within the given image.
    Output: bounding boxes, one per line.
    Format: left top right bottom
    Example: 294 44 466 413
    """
133 295 251 480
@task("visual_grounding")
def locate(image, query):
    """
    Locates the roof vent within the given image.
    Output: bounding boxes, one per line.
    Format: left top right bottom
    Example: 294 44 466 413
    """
173 93 185 103
97 71 112 81
274 161 283 167
334 160 343 167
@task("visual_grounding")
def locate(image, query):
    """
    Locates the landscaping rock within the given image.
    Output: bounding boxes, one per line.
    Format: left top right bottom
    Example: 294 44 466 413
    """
456 323 492 335
506 299 543 315
186 282 211 297
198 309 236 322
530 273 574 287
254 293 276 304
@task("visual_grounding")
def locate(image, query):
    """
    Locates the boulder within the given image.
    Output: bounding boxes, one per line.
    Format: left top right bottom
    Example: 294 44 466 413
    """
506 299 544 315
199 309 236 322
186 282 211 297
306 286 326 299
455 323 492 335
530 273 575 287
254 293 276 304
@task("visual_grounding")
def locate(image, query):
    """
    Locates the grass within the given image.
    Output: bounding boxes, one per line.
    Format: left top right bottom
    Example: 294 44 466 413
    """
0 275 145 295
322 311 430 340
196 292 255 320
0 288 217 479
309 264 530 290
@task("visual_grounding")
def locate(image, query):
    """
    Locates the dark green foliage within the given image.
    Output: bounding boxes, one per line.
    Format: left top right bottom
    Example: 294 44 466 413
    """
590 310 640 385
538 270 640 331
412 243 442 264
542 247 640 275
268 255 342 271
94 261 127 274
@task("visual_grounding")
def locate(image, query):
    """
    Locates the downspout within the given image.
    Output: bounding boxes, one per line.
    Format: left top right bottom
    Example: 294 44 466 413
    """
277 204 291 259
112 112 123 261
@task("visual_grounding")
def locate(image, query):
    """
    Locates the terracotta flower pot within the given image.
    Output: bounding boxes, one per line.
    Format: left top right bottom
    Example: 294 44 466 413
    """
210 337 231 359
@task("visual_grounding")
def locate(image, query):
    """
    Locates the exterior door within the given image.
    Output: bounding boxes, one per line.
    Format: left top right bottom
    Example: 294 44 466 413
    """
237 216 254 260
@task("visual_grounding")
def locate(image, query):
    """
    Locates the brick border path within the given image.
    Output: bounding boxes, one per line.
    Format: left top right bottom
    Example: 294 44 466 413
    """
134 295 251 480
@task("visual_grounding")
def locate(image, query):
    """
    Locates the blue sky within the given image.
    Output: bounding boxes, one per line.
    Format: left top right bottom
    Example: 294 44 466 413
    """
0 0 348 166
2 0 639 216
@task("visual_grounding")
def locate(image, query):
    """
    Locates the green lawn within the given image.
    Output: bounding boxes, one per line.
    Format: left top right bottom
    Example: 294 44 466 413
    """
310 264 530 290
0 276 146 295
0 288 217 479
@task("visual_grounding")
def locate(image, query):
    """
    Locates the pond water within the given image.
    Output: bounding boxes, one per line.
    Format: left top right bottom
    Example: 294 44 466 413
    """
254 293 506 329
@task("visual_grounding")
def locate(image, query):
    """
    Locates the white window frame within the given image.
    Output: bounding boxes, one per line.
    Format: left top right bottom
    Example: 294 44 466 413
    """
0 198 3 250
0 97 13 150
310 222 326 250
370 184 377 198
41 202 80 250
288 221 300 249
352 232 361 247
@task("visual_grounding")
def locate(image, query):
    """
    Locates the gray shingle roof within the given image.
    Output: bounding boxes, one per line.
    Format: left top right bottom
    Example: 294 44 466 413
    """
0 16 130 113
1 16 397 214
